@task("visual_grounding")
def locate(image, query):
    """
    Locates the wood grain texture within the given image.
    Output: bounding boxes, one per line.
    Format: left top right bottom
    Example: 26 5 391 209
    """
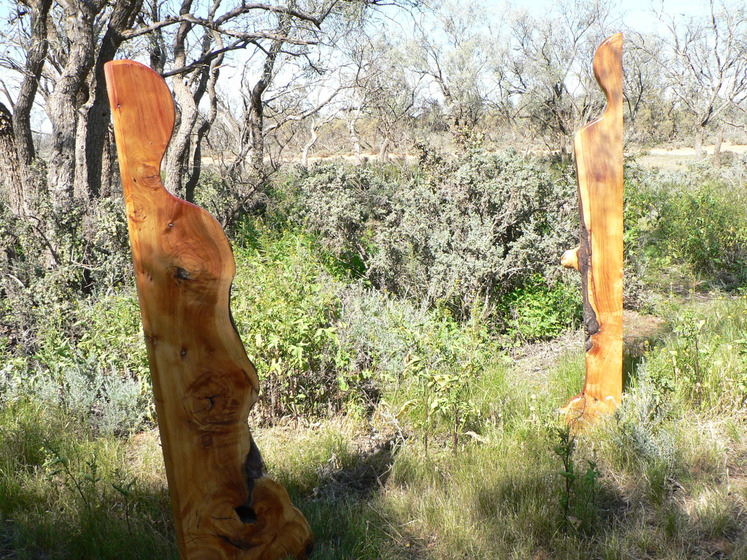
104 60 313 560
561 33 624 425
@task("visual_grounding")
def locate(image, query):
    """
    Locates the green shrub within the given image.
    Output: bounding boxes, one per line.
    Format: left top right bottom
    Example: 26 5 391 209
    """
552 426 602 533
663 186 747 287
230 226 351 419
192 167 266 233
642 295 747 411
0 194 133 359
500 274 582 341
393 308 490 454
283 150 578 322
625 164 747 290
369 149 577 318
1 287 152 436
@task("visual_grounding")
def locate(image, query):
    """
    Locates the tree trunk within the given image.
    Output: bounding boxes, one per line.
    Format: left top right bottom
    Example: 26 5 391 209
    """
0 102 26 216
79 0 144 200
301 117 318 167
164 0 199 197
13 0 52 167
9 0 53 214
47 0 106 210
713 126 724 168
348 115 362 163
164 84 200 197
185 53 222 203
559 131 569 162
244 19 289 176
100 127 115 199
378 132 390 163
74 107 92 201
694 126 705 159
147 0 167 74
163 0 223 200
248 96 265 174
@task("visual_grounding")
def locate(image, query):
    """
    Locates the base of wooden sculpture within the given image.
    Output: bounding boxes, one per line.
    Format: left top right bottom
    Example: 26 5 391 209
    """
560 393 619 429
220 477 314 560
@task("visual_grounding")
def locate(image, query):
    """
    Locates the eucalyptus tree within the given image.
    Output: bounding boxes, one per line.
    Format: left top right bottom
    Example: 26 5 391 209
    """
0 0 418 215
0 0 144 209
643 0 747 162
405 0 500 141
502 0 614 158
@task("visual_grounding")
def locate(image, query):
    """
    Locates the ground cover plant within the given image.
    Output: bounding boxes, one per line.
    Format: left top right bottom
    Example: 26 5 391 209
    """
1 151 746 559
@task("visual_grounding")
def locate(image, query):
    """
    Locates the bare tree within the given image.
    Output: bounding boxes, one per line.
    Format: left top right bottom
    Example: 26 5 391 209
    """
161 0 224 199
503 0 614 158
142 0 362 200
644 0 747 162
347 32 423 161
243 12 293 176
407 0 498 139
0 0 145 208
301 112 335 166
622 31 677 146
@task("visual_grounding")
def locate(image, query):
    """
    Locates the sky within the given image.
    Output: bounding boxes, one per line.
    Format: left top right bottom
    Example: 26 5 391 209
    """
505 0 709 32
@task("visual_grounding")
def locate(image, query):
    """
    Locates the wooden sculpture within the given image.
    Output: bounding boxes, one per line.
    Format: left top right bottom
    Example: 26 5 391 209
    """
104 60 313 559
560 33 624 424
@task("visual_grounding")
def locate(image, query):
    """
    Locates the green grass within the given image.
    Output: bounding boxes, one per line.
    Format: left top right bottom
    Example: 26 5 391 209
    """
0 400 176 559
3 160 747 558
4 294 746 559
2 318 747 559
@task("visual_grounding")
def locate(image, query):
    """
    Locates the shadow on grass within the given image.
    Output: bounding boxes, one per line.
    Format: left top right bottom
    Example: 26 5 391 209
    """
622 311 668 391
1 481 177 560
0 400 177 560
283 439 417 560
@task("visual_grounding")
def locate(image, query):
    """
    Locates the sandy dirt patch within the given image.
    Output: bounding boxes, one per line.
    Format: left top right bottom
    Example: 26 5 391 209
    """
635 143 747 169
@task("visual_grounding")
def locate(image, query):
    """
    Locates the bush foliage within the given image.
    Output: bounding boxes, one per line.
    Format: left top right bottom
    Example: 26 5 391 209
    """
625 163 747 290
287 149 578 319
3 150 747 559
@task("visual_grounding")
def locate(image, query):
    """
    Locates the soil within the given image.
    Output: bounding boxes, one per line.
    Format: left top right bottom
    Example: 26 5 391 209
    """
510 309 669 387
634 142 747 170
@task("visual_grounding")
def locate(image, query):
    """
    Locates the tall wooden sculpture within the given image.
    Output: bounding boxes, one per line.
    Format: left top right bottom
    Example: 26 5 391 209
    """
104 60 313 559
560 33 624 424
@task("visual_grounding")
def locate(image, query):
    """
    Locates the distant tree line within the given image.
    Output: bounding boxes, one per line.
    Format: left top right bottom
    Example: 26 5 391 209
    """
0 0 746 222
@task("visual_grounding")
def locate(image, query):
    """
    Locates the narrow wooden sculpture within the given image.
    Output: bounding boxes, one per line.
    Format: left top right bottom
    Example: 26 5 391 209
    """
104 60 313 560
560 33 624 424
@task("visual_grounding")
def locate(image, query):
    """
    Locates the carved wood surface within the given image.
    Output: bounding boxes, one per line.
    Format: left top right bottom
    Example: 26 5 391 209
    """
561 33 624 424
104 60 313 559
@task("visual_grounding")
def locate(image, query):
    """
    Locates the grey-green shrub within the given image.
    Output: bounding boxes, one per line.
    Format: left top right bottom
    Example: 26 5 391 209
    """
287 150 578 321
286 162 395 277
369 150 577 318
